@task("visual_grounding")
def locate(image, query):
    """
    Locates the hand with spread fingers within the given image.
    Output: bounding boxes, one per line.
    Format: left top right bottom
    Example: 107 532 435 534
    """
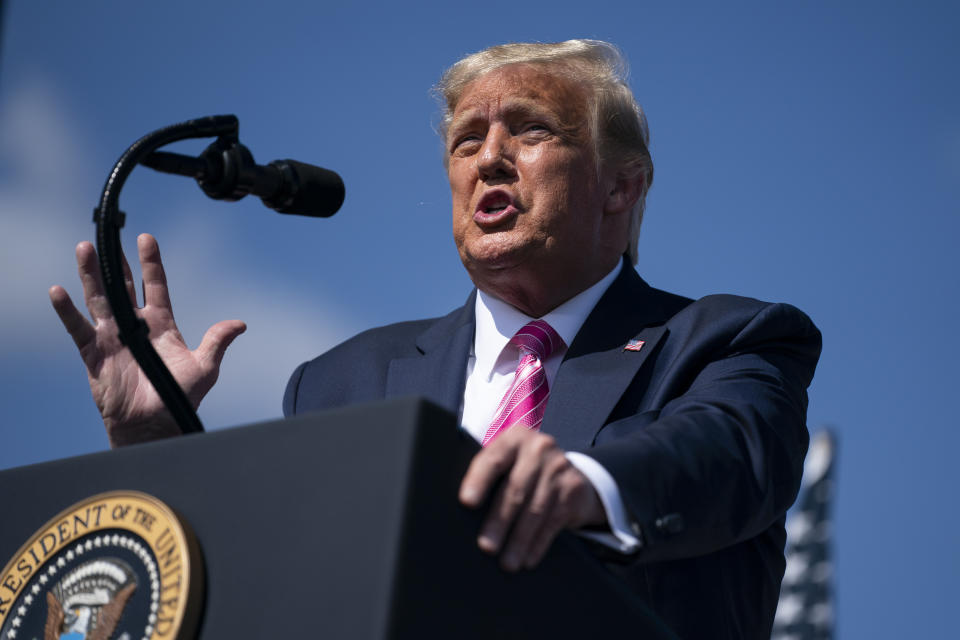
49 233 246 447
458 427 606 572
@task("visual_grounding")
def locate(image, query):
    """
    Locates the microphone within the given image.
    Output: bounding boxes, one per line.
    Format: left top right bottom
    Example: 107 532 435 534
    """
141 138 345 218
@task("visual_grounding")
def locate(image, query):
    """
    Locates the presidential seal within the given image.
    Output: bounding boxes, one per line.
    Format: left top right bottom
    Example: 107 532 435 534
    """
0 491 203 640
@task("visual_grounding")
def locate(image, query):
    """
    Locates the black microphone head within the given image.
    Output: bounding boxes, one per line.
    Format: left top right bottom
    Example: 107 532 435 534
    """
262 159 345 218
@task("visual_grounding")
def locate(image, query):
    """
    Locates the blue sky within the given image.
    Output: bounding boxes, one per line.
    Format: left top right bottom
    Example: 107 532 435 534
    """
1 1 957 636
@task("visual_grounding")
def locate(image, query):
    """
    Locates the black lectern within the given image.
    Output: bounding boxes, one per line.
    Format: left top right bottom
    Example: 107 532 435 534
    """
0 397 676 638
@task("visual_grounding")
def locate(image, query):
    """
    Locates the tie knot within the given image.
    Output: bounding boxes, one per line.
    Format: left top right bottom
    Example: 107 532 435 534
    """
510 320 563 361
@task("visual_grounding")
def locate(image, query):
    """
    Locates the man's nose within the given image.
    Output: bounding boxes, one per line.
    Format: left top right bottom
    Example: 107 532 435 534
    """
476 126 516 181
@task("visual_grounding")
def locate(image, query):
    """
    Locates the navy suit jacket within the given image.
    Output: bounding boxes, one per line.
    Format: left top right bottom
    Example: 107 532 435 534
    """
283 263 821 639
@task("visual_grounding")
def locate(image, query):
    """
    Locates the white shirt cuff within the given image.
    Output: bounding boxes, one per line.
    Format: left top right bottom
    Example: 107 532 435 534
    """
565 451 641 554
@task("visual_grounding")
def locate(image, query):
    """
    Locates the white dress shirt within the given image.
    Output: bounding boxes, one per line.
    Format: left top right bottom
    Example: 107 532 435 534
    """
460 262 641 553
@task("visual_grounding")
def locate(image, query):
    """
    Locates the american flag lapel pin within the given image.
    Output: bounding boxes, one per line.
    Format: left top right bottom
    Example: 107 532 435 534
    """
624 339 645 352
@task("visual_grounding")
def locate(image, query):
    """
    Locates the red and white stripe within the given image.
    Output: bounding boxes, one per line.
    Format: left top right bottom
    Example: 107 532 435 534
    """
482 320 563 446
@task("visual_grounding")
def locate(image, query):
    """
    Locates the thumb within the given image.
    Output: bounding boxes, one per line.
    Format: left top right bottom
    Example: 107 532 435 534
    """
196 319 247 373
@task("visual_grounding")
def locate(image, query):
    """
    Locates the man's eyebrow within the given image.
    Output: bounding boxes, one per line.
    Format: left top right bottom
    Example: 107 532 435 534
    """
448 109 483 132
449 99 557 131
501 97 558 118
502 98 580 136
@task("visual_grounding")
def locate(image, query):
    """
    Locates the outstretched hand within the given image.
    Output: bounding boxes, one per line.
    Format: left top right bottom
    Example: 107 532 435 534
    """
49 234 246 447
459 427 605 572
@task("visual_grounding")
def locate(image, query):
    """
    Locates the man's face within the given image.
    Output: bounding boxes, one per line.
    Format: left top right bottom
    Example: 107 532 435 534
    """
446 64 624 315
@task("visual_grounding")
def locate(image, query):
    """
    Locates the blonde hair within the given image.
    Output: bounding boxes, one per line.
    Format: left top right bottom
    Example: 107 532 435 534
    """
435 40 653 264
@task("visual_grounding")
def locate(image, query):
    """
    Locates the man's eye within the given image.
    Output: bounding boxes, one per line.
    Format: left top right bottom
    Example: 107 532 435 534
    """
452 135 482 152
521 123 551 135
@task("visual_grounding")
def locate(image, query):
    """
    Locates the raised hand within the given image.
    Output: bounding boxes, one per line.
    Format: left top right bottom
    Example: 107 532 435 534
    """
49 234 246 447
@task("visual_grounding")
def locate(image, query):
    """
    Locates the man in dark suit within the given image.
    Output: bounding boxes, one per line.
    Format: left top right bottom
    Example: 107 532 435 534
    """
50 40 820 638
285 261 819 638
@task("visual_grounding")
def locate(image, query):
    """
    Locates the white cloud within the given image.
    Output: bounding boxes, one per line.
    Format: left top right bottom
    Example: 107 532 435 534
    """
0 82 95 343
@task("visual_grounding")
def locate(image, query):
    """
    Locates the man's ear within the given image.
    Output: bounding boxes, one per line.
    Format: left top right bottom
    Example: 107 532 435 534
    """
603 167 644 216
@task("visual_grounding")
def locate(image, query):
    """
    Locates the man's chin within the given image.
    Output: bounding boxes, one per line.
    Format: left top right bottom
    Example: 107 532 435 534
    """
461 248 534 277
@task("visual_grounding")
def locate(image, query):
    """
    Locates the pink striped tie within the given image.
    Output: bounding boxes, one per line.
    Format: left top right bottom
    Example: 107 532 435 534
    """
482 320 564 446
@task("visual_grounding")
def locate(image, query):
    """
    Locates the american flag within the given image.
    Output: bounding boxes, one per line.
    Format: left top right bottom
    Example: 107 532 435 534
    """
771 429 837 640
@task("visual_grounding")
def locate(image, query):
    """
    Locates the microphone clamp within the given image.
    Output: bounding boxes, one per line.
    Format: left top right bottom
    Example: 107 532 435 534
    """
141 132 345 218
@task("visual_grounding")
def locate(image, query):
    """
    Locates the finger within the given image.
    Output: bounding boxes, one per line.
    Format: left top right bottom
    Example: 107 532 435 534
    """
138 234 172 310
501 453 571 570
75 241 113 322
525 469 603 569
459 433 521 509
49 285 97 352
120 246 138 306
478 465 538 560
522 467 580 569
196 320 247 374
475 433 549 561
524 516 564 570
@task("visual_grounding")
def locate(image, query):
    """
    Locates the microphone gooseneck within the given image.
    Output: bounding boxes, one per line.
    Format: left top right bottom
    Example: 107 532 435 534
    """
95 114 344 436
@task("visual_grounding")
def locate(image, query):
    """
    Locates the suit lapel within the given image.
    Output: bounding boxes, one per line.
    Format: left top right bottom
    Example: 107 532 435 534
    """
542 266 674 451
385 292 476 415
383 265 683 443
